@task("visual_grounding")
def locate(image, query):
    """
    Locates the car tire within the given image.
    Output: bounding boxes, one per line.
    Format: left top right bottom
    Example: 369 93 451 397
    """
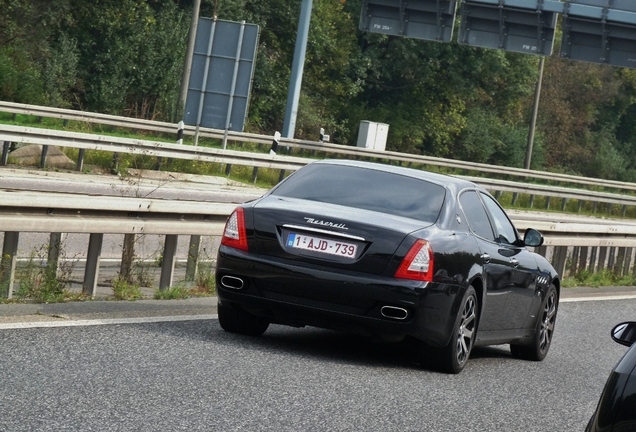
435 286 479 374
510 283 558 361
218 301 270 336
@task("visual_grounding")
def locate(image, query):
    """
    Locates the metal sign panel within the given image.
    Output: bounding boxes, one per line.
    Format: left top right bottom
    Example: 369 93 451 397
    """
561 0 636 68
184 18 259 132
359 0 457 43
458 0 557 56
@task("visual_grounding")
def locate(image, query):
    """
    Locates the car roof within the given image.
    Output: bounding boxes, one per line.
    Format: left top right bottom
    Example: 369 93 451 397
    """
312 159 480 192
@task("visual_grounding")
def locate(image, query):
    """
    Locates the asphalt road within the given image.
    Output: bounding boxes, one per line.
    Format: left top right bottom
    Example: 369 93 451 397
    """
1 296 634 431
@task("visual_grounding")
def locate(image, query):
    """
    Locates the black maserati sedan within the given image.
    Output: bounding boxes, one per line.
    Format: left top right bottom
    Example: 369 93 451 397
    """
586 321 636 432
215 160 560 373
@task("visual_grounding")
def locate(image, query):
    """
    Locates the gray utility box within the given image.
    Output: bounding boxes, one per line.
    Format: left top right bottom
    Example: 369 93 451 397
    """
357 121 389 151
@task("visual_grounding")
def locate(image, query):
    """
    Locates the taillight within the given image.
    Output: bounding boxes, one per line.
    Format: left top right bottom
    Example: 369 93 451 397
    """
221 208 248 251
395 239 434 282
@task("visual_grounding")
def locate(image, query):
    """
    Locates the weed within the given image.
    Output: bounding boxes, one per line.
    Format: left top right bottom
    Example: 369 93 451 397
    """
192 261 216 296
14 242 79 303
112 277 143 300
154 285 190 300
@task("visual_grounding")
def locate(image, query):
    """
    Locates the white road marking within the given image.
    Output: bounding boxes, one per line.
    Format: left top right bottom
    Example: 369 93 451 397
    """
0 314 218 330
2 294 636 330
560 295 636 303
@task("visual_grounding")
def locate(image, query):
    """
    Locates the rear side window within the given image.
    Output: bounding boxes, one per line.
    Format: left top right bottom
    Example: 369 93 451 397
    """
271 164 446 223
459 191 495 241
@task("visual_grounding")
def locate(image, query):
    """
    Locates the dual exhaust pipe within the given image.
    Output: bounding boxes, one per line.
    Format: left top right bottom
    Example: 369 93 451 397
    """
221 276 408 321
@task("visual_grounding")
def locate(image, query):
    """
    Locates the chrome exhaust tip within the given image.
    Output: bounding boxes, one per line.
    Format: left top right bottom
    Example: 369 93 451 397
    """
220 275 245 290
380 306 408 320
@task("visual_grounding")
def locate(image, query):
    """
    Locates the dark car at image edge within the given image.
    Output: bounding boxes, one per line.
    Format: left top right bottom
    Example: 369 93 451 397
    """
215 160 560 373
586 321 636 432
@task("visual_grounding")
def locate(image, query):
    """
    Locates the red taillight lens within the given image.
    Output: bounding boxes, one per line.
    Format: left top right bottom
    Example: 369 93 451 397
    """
221 208 248 251
395 239 434 282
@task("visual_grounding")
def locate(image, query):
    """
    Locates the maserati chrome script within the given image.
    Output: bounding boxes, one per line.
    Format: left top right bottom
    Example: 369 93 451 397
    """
304 217 348 230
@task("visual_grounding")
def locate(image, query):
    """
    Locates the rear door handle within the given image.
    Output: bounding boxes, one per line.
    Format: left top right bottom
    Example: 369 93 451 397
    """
510 258 519 268
481 253 491 263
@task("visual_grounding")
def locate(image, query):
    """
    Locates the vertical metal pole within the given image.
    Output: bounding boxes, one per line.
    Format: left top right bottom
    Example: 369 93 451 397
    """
194 19 217 146
40 145 49 168
177 121 185 145
185 235 201 282
282 0 313 139
1 141 10 165
1 232 19 299
179 0 202 120
83 233 103 297
76 148 85 171
120 234 135 283
48 233 64 277
222 21 246 150
524 56 545 170
159 235 178 290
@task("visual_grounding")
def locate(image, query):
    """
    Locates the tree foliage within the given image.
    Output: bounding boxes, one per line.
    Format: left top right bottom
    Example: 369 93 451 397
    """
1 0 636 181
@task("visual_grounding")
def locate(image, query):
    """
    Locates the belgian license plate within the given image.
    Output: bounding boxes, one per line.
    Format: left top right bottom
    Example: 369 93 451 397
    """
287 233 357 258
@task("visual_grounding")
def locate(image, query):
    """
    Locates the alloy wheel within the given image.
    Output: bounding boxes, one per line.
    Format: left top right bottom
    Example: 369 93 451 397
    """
456 295 477 365
539 290 557 353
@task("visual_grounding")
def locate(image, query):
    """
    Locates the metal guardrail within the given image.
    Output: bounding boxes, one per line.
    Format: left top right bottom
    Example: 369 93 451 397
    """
2 102 636 296
3 100 636 193
0 190 230 299
1 190 636 300
1 124 635 215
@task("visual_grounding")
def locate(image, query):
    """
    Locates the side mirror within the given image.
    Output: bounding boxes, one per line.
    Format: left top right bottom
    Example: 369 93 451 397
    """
612 322 636 347
523 228 544 247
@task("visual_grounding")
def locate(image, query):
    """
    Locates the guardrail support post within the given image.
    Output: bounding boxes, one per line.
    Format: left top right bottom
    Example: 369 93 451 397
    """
279 170 286 182
1 141 10 165
588 247 598 272
511 193 519 206
578 247 588 274
76 149 85 172
608 247 617 271
40 145 49 168
120 234 135 283
552 246 568 277
185 235 201 282
225 164 232 177
561 198 567 211
251 167 259 184
570 247 580 274
1 232 19 299
537 245 547 258
159 235 178 290
48 233 64 277
111 153 119 174
624 248 633 275
83 233 104 297
615 247 626 275
545 196 551 210
529 195 535 208
598 247 608 272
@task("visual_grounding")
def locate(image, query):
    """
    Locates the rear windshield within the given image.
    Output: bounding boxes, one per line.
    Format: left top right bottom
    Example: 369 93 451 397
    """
271 164 446 223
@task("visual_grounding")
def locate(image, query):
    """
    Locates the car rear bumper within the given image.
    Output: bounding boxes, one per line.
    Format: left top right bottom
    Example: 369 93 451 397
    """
216 247 465 346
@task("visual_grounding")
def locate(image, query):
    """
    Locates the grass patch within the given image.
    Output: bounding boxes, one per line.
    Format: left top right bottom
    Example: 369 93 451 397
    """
153 285 190 300
562 269 636 288
112 277 143 300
